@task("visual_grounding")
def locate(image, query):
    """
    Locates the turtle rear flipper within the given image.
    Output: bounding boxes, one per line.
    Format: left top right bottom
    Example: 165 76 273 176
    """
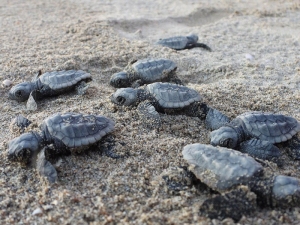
239 139 283 167
137 101 161 129
36 147 58 183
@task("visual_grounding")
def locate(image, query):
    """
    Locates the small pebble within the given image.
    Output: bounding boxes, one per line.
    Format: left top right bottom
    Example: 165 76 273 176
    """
32 208 43 216
245 53 254 61
2 79 13 88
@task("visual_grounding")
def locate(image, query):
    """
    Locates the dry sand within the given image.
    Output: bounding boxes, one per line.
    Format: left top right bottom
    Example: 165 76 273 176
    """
1 0 300 224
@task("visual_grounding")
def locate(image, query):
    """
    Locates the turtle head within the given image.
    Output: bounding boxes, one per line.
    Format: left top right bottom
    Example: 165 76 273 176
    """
7 132 41 165
187 34 198 42
210 126 238 149
110 72 130 88
110 88 138 106
8 82 34 102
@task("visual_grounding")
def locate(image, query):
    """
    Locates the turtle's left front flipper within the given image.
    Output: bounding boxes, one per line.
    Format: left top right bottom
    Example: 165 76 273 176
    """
36 147 57 183
239 139 282 166
26 92 38 111
137 101 161 129
10 114 32 135
283 136 300 160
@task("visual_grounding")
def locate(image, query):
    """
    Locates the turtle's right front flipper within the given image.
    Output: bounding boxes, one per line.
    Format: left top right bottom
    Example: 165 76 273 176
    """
137 101 161 129
205 108 230 130
36 147 57 183
239 139 282 166
98 135 128 159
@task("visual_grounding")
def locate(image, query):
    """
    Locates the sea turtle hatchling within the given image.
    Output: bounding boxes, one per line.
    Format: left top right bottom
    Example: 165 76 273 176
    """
8 70 92 108
157 34 211 51
182 143 300 221
210 111 300 164
109 58 182 88
7 112 121 183
110 82 230 129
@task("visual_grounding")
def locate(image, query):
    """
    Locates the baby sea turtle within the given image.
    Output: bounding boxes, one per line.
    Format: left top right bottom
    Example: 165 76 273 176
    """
183 143 300 221
109 58 182 88
8 70 92 108
110 82 230 129
157 34 211 51
210 111 300 164
7 112 120 183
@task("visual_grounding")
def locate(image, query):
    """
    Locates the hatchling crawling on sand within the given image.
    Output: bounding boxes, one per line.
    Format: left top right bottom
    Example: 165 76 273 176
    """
110 82 230 129
157 34 211 51
210 111 300 164
7 112 122 183
8 70 92 109
109 58 182 88
182 143 300 222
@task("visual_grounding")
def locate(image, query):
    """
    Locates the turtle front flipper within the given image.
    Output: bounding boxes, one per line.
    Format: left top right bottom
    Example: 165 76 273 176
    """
239 139 282 166
31 70 42 82
168 74 184 86
10 114 32 134
131 79 143 88
27 89 45 111
137 101 161 129
282 136 300 160
98 135 127 159
199 186 257 222
75 81 89 95
26 92 38 111
36 147 57 183
193 43 212 51
205 108 230 130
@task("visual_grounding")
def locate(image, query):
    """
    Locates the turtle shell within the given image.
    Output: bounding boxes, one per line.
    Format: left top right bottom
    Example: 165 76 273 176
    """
132 58 176 82
182 143 263 192
233 111 300 143
146 82 202 108
43 112 115 148
157 36 197 50
39 70 92 90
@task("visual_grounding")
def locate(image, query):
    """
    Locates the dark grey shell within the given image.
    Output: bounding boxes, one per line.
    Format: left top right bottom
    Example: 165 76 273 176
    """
233 112 300 143
132 58 176 82
43 113 115 148
157 36 196 50
146 82 202 108
182 143 263 192
39 70 92 90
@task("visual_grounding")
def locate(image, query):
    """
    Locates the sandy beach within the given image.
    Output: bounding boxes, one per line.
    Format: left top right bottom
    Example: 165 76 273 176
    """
1 0 300 224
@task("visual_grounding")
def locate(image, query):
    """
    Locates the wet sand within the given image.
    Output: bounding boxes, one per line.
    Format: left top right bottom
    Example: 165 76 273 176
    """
1 0 300 224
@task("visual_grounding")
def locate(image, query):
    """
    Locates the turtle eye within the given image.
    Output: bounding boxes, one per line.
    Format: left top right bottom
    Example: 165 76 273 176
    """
17 148 31 160
16 90 23 97
116 96 126 105
220 139 229 147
